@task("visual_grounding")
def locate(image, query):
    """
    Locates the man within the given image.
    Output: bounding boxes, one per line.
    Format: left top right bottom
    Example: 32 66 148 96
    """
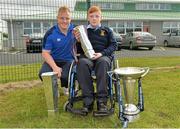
39 6 76 95
75 6 117 113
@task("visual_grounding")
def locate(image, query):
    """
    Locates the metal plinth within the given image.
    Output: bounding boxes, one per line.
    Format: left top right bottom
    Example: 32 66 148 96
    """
41 72 59 117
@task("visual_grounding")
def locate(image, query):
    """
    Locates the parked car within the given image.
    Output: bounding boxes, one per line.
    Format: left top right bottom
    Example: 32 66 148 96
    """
112 31 123 50
25 33 44 53
121 32 156 50
110 28 123 50
163 30 180 47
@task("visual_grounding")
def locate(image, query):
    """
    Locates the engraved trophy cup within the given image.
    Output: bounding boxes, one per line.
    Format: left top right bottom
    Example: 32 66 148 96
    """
108 67 149 127
74 25 95 59
41 72 59 117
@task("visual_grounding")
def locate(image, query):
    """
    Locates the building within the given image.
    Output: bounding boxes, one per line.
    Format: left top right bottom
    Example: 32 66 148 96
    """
1 0 180 50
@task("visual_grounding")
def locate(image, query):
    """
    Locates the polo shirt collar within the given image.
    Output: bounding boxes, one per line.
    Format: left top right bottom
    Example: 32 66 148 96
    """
55 23 74 34
87 24 101 31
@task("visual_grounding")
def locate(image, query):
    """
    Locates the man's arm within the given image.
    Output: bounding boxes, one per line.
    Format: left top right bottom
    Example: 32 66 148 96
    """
42 50 62 78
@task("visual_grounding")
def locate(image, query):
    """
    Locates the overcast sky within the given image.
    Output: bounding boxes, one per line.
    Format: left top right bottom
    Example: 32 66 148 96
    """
0 0 76 17
0 0 76 32
1 0 180 32
0 0 76 8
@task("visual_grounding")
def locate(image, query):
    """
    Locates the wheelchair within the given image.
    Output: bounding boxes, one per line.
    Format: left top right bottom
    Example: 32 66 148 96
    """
64 57 145 128
64 56 118 117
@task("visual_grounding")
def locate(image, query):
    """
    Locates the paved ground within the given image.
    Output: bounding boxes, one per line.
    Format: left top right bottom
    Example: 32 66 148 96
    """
115 47 180 58
0 46 180 65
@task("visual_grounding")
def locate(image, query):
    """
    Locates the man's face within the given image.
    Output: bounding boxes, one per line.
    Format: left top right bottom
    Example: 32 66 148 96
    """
88 11 102 27
57 11 71 30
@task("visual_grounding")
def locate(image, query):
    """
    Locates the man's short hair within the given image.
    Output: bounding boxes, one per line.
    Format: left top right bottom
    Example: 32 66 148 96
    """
58 6 71 16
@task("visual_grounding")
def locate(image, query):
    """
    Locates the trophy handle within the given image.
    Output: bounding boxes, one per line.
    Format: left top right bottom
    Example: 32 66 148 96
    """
141 67 149 78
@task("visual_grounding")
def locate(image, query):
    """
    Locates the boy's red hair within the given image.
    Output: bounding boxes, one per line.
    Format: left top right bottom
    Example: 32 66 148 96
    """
88 6 101 15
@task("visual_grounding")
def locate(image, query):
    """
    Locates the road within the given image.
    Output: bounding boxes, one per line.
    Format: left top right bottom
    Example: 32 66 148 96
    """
0 47 180 65
115 47 180 58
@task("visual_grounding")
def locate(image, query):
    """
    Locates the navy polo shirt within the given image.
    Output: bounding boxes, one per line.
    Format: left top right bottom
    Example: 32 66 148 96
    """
43 23 75 62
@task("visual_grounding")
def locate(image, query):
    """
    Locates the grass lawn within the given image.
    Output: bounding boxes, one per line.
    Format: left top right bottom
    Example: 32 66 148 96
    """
0 56 180 128
0 63 41 83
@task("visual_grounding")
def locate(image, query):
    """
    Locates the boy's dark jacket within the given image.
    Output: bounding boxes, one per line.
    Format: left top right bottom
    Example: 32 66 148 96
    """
76 26 117 59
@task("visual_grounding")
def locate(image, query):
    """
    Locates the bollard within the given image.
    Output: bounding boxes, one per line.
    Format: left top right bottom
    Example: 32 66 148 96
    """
41 72 59 117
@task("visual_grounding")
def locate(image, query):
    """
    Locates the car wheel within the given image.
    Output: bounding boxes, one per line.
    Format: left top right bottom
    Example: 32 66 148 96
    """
129 43 134 50
26 50 30 53
63 101 70 111
26 47 30 53
117 46 121 51
148 47 153 50
164 41 168 47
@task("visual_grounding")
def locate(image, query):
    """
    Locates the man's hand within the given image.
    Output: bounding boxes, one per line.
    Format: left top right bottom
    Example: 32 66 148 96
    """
92 53 102 60
73 29 81 42
53 66 62 78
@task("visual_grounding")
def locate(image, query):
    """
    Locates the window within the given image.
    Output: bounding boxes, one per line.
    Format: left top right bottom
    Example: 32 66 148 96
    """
160 4 171 10
126 22 133 33
136 3 171 10
33 22 41 33
134 22 142 31
24 29 32 35
154 4 159 10
108 22 116 29
92 2 124 10
163 22 180 34
108 21 143 34
149 4 154 10
178 31 180 36
112 3 124 10
101 3 111 9
109 21 125 34
24 21 53 35
24 22 32 35
117 22 125 34
43 22 51 33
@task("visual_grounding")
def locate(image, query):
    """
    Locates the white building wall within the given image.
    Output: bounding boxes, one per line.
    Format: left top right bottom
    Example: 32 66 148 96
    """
150 21 164 45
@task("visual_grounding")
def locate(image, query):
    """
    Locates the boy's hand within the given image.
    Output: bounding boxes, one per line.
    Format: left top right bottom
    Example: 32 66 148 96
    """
92 53 102 60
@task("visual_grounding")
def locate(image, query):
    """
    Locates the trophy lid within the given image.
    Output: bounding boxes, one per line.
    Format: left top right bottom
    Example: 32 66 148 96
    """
114 67 146 79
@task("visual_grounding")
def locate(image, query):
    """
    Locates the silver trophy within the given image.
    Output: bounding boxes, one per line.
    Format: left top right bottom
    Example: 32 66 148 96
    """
108 67 149 127
41 72 59 117
74 25 95 59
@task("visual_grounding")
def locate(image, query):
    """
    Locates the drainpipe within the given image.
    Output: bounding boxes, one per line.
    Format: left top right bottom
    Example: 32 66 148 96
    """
87 0 91 11
0 32 2 50
10 19 15 49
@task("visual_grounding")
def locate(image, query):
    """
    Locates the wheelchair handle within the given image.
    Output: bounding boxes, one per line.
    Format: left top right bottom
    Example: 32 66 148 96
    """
107 71 118 81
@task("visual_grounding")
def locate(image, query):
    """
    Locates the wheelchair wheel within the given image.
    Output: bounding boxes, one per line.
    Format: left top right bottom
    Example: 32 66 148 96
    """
64 101 72 111
68 60 76 89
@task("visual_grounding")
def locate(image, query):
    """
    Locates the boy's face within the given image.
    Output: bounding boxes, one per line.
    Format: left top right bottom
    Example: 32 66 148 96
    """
57 11 71 31
88 11 102 27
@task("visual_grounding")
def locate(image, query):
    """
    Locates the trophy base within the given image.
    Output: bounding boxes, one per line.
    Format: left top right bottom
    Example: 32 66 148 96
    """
124 104 140 122
124 114 140 122
124 104 140 115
